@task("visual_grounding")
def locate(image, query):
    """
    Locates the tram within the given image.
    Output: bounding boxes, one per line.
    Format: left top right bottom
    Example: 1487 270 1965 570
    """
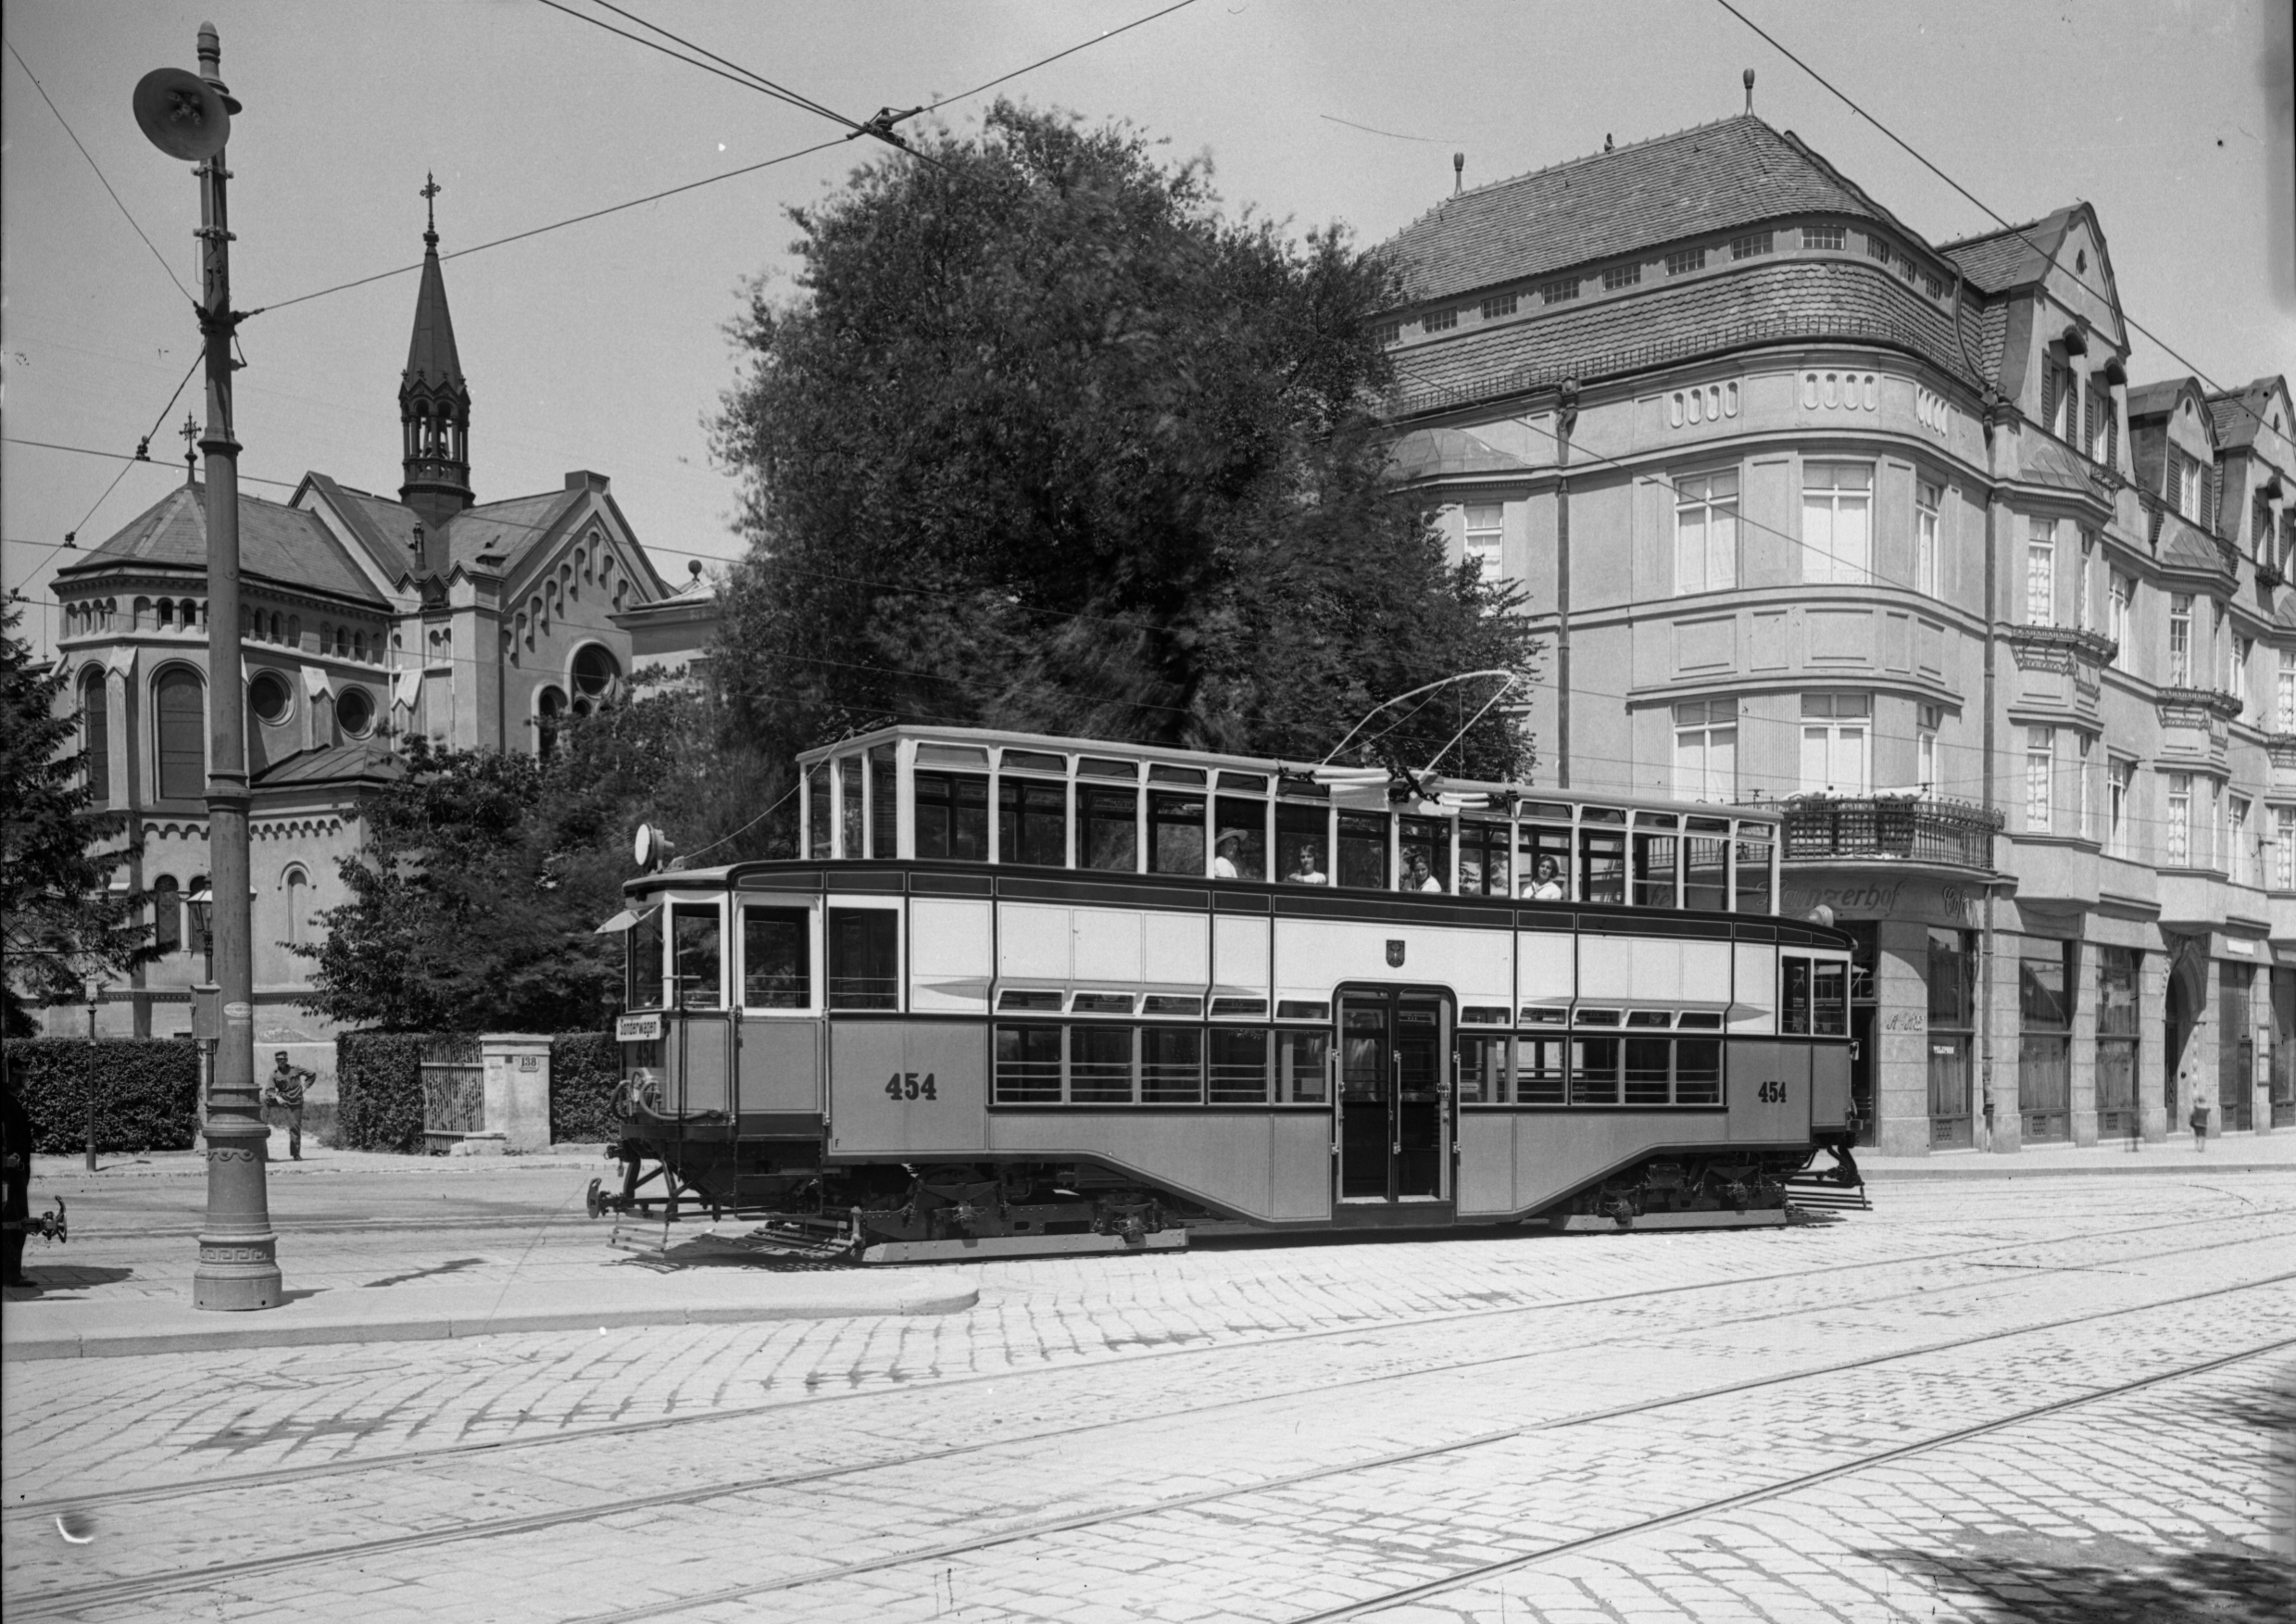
590 725 1861 1262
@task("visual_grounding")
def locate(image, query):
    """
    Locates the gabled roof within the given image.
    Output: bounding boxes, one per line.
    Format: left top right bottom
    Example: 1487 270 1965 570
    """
253 740 405 789
2128 377 2214 425
446 488 582 577
2206 377 2288 453
55 482 388 606
1938 208 2079 295
1380 115 1906 308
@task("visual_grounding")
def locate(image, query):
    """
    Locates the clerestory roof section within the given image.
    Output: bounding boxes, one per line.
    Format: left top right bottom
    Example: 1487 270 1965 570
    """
1379 114 1901 308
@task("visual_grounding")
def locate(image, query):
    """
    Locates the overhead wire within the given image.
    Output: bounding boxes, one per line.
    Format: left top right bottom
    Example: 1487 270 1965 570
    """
1707 0 2279 442
532 0 859 131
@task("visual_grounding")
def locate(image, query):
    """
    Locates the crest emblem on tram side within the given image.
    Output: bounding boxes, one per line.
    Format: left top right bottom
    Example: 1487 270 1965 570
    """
1386 939 1406 967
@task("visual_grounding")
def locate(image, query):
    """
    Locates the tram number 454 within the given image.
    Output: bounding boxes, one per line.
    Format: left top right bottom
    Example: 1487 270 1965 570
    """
885 1072 938 1102
1756 1079 1789 1103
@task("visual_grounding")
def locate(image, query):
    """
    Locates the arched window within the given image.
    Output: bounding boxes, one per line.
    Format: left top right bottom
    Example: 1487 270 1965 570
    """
282 866 310 946
536 686 567 761
80 667 109 803
571 644 620 701
353 631 367 662
269 611 283 643
155 598 173 630
186 874 210 961
154 667 206 799
287 616 301 648
151 875 181 954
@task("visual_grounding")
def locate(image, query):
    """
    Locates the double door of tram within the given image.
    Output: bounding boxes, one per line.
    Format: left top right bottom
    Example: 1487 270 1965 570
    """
1337 988 1451 1204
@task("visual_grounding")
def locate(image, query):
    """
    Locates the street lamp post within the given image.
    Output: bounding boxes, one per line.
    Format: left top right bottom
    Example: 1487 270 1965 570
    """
135 25 280 1309
82 983 100 1174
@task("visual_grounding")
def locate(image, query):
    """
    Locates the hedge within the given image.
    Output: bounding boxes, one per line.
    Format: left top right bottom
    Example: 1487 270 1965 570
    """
549 1032 622 1144
2 1038 201 1152
335 1032 479 1153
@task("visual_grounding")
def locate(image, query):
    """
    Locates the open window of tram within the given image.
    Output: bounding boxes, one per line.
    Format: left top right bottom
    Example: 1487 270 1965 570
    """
1213 789 1266 880
1518 811 1571 900
1578 809 1627 903
1336 811 1388 889
1632 813 1678 907
741 906 811 1010
670 903 722 1008
1684 818 1730 910
1274 798 1328 884
998 756 1068 866
1734 829 1775 913
1398 816 1449 892
1458 817 1509 895
626 905 666 1010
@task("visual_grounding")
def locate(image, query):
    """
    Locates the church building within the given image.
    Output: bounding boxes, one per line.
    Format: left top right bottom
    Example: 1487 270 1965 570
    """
46 199 715 1044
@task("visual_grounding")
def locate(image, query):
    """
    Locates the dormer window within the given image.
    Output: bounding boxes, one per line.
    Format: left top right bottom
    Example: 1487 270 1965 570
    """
1421 308 1457 334
1479 292 1517 319
1539 277 1580 306
1805 224 1845 251
1601 263 1640 291
1372 320 1399 346
1664 248 1705 274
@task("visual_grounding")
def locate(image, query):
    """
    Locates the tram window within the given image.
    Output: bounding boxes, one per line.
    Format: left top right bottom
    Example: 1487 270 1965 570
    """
1213 797 1266 881
869 746 897 859
1148 764 1207 785
1572 1038 1621 1104
1070 1026 1135 1102
1518 824 1571 900
998 776 1068 867
1072 991 1135 1013
1217 771 1268 792
1460 1006 1510 1026
826 909 898 1010
1003 750 1066 775
1276 1000 1330 1020
1684 832 1730 911
1142 1027 1203 1103
1780 956 1812 1035
1519 1007 1566 1026
999 989 1061 1012
1277 1029 1330 1101
671 905 722 1009
1340 1005 1386 1099
1677 1011 1724 1029
1080 787 1138 872
1144 994 1202 1015
1575 1008 1621 1026
994 1025 1061 1102
1624 1038 1672 1105
1275 803 1329 884
1337 812 1390 889
1459 1035 1511 1103
914 772 988 862
805 764 830 860
1676 1039 1723 1104
627 906 665 1010
1625 1010 1673 1028
1078 757 1137 781
1517 1036 1567 1103
837 759 863 859
1580 825 1627 905
1210 996 1268 1016
1812 960 1849 1037
1735 834 1775 913
1148 791 1207 875
1633 832 1677 908
1209 1027 1269 1102
741 908 809 1009
1459 819 1510 896
1399 817 1449 892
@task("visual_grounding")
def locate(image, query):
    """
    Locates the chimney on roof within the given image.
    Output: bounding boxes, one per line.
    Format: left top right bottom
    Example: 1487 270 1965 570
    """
1603 133 1613 152
1452 151 1463 195
1744 69 1755 115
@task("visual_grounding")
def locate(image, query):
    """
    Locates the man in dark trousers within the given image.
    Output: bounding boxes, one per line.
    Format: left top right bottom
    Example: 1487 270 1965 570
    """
3 1071 35 1287
264 1051 312 1161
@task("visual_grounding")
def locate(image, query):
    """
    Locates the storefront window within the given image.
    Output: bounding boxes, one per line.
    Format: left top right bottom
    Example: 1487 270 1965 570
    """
2096 947 2140 1138
2019 938 2075 1142
1926 927 1975 1148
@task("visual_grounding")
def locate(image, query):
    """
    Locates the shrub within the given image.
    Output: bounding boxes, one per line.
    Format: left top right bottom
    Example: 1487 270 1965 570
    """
3 1038 200 1152
335 1031 478 1152
550 1031 622 1144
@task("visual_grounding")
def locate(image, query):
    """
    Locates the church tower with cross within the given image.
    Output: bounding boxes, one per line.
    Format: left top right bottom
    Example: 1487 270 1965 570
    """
398 173 474 557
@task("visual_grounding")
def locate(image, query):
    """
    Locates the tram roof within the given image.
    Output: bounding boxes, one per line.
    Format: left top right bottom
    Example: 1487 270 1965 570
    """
794 724 1784 826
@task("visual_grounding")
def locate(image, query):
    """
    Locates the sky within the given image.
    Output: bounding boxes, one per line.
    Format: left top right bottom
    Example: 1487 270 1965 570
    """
5 0 2290 661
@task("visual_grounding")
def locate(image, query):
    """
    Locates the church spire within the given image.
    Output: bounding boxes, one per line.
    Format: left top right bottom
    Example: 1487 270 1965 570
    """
398 171 472 555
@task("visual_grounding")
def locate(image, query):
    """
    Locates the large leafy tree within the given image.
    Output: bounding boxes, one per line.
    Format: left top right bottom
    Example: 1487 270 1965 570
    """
712 104 1537 803
293 681 779 1032
0 607 147 1036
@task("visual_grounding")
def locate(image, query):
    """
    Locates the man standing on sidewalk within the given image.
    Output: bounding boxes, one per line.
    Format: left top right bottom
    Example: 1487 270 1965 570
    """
264 1051 312 1161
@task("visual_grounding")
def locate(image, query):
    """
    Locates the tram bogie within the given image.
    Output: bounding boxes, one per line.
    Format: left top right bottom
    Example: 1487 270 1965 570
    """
594 726 1862 1261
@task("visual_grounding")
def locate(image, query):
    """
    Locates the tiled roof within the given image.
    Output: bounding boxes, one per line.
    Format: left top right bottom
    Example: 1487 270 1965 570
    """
1379 115 1900 307
2155 510 2228 575
1382 258 1983 419
2126 380 2192 422
2206 379 2283 451
2016 433 2113 498
254 741 404 788
1968 299 2007 386
56 482 387 605
445 489 581 577
1938 208 2076 294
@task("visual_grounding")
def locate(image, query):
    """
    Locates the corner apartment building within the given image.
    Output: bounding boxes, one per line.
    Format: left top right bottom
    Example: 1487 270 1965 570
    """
1375 113 2292 1152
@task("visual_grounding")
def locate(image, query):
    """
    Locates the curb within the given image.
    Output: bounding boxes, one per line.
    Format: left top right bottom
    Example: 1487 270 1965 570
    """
1862 1160 2293 1182
1 1281 978 1362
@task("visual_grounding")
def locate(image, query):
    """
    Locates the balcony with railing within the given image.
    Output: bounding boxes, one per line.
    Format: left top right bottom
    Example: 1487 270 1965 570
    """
1775 795 2001 873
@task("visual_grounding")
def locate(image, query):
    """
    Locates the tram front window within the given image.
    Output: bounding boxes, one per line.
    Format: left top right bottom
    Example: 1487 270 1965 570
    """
627 906 665 1010
1276 802 1328 884
827 909 898 1009
1213 797 1265 880
998 776 1067 867
671 904 721 1009
1081 787 1137 871
1399 817 1449 892
742 907 809 1009
1149 791 1206 875
1338 812 1389 889
915 772 988 862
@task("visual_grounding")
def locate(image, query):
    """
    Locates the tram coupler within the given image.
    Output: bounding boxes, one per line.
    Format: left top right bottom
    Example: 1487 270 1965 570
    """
2 1198 67 1244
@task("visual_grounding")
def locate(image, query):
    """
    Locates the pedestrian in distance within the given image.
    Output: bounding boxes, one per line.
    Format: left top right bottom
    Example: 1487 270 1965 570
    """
2189 1092 2207 1153
265 1051 313 1161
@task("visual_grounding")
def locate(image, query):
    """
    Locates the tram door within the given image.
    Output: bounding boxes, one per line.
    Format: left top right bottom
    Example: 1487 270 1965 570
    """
1337 990 1449 1202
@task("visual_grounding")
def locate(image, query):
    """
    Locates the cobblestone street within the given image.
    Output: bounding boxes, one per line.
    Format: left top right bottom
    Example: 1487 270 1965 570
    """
4 1164 2291 1622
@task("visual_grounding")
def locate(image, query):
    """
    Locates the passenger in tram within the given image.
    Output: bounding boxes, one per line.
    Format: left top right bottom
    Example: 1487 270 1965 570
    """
1403 851 1444 893
1524 858 1566 901
1282 842 1326 885
1213 834 1244 879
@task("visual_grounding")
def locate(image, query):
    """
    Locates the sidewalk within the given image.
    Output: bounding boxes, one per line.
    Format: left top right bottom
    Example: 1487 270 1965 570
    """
1860 1128 2296 1180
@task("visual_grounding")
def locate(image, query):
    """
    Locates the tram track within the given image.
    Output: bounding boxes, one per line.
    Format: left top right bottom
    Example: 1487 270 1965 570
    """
10 1237 2292 1618
8 1203 2287 1534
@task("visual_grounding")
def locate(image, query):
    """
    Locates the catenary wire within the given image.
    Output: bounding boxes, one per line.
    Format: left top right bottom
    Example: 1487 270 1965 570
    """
1 35 195 304
532 1 859 132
